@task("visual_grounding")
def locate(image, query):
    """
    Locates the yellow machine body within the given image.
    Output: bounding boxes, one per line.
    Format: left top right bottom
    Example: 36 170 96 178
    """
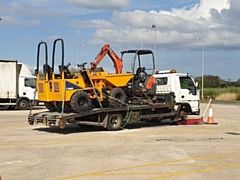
37 69 133 103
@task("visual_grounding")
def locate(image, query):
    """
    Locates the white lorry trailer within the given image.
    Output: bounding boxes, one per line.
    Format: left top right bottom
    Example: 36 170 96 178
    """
153 69 200 116
0 59 37 110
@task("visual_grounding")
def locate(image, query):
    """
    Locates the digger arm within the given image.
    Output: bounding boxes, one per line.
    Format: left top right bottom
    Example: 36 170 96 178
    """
90 44 123 74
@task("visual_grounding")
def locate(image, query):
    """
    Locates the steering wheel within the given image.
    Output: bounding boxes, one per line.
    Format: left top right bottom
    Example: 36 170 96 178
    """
77 62 87 69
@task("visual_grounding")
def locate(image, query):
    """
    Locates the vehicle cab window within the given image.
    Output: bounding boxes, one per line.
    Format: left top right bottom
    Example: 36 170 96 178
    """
179 77 196 95
25 78 36 88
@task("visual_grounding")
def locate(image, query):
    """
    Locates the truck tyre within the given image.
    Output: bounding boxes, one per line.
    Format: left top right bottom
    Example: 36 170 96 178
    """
17 99 29 110
45 102 57 112
109 88 127 107
70 91 92 113
180 111 188 118
106 113 123 131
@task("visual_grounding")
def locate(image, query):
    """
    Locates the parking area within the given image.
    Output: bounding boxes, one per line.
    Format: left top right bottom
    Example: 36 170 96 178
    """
0 103 240 180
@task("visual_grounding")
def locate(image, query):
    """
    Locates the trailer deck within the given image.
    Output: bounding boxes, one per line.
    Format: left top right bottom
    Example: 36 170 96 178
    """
28 103 181 130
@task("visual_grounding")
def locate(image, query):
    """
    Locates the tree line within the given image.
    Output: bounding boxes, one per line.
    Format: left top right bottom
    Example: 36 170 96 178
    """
195 75 240 88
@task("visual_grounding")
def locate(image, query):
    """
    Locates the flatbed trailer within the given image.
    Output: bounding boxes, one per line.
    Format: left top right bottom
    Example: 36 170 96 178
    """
28 102 181 130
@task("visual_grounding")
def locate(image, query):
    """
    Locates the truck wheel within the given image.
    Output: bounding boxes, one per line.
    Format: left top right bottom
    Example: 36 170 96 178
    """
45 102 57 112
180 111 188 118
17 99 29 110
107 113 123 131
70 91 92 113
109 88 127 107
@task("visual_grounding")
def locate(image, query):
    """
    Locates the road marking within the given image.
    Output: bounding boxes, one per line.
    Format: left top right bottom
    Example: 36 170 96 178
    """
52 151 240 180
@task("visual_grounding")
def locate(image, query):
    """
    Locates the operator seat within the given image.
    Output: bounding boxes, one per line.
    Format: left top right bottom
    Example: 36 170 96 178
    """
136 67 147 83
43 64 52 79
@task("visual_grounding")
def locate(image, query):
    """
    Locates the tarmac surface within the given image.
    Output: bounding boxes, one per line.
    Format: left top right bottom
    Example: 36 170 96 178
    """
0 103 240 180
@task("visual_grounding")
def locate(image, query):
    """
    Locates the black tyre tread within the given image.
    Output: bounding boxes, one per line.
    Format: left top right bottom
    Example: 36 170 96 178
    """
109 88 127 108
18 99 29 110
70 91 92 113
44 102 57 112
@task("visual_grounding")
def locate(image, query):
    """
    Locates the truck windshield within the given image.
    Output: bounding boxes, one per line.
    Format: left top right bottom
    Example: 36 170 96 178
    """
25 78 36 89
179 77 196 95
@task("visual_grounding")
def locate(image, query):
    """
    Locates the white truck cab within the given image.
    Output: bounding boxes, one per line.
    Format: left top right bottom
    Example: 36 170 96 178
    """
0 60 38 110
153 69 200 116
18 74 38 108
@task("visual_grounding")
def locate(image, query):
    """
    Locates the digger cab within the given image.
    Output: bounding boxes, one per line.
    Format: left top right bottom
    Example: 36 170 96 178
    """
121 50 156 97
121 49 155 75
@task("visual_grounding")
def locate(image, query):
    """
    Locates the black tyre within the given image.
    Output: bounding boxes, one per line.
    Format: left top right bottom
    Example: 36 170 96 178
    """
17 99 29 110
63 103 73 113
45 102 57 112
179 110 188 118
106 113 123 131
109 88 127 107
70 91 92 113
55 102 73 113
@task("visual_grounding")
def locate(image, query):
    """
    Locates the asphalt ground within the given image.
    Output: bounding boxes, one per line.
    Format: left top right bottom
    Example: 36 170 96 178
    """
0 103 240 180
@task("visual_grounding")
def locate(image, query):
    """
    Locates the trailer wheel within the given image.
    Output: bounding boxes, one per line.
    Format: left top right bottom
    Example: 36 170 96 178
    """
106 113 123 131
70 91 92 113
109 88 127 107
45 102 57 112
17 99 29 110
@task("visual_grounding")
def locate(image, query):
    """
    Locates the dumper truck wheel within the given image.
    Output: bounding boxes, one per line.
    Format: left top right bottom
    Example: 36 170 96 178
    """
17 99 29 110
70 91 92 113
55 102 73 113
45 102 57 112
109 88 127 107
106 113 123 131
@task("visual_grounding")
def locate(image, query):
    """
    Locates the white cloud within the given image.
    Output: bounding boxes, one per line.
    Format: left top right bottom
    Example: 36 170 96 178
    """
66 0 129 10
171 0 230 21
84 0 239 50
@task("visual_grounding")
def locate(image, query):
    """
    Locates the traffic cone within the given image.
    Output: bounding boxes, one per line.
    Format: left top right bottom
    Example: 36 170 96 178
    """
204 103 218 124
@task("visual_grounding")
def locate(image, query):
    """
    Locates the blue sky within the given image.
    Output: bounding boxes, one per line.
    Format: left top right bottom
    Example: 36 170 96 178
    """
0 0 239 81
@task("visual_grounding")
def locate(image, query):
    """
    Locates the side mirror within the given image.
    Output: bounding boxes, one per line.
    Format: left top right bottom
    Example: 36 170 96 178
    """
195 81 199 87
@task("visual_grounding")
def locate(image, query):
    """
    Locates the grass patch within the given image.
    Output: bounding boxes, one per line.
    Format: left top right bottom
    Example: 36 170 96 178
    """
203 87 240 101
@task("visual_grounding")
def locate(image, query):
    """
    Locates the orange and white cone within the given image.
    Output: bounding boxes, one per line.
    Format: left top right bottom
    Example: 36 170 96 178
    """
204 103 218 124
